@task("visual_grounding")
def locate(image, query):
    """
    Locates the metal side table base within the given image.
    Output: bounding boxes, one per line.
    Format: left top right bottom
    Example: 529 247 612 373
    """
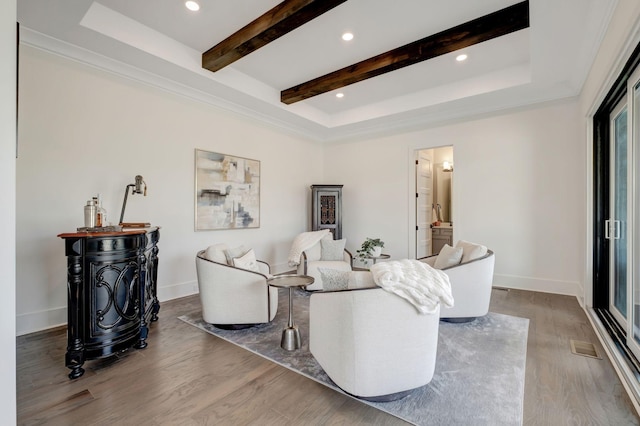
281 286 301 351
267 275 314 352
281 326 301 351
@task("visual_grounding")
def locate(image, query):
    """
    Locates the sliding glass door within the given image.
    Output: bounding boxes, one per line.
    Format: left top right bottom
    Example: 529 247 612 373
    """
593 39 640 391
629 72 640 358
603 67 640 360
608 99 628 328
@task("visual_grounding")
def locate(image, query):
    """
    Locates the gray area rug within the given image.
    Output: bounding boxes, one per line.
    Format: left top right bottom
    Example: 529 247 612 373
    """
179 289 528 425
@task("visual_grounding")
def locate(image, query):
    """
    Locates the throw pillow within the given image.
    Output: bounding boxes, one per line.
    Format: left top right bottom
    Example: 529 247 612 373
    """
318 268 350 291
348 271 377 289
225 245 248 265
204 243 228 264
434 244 463 269
320 238 346 261
303 233 333 262
456 240 488 263
232 249 261 273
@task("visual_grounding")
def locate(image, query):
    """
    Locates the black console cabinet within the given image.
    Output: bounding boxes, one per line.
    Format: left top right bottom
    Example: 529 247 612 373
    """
58 228 160 379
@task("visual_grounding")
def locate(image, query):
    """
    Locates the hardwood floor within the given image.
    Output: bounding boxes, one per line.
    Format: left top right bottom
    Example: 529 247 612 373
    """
17 289 640 425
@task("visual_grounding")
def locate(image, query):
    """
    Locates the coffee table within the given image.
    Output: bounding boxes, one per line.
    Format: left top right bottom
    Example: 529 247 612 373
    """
267 274 314 351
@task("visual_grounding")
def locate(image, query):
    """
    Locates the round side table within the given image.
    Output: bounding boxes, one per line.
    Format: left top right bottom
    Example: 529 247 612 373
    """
267 274 314 351
366 253 390 265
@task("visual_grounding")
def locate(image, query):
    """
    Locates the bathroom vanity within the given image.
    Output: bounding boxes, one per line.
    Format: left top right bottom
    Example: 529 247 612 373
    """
432 224 453 254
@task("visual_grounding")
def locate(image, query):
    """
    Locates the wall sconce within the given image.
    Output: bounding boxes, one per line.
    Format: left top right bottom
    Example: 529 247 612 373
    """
119 175 148 226
443 161 453 172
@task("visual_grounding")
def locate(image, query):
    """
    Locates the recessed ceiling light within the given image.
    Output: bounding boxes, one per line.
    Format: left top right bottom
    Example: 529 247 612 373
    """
342 32 354 41
456 54 468 62
336 93 345 98
185 1 200 11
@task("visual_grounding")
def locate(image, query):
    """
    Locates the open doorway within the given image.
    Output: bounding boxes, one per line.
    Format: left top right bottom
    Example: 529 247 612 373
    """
415 146 454 258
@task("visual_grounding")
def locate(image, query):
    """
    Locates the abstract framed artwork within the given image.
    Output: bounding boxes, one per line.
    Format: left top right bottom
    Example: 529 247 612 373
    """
195 149 260 230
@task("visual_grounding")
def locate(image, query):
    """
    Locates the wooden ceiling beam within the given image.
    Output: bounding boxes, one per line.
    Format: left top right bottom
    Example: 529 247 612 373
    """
202 0 347 72
281 0 529 105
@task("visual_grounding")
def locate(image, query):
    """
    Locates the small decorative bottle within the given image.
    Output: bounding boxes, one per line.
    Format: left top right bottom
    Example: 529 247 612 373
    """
95 194 107 227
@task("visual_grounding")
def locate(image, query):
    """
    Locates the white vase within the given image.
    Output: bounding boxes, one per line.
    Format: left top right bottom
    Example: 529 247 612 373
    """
370 246 382 257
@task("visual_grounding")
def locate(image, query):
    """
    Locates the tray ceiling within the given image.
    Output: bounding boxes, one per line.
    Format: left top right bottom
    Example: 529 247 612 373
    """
17 0 617 142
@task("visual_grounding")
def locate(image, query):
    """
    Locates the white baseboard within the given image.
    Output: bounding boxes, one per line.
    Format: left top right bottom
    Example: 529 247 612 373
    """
493 273 578 296
575 282 586 308
16 307 66 336
17 273 578 336
157 280 199 302
16 281 201 336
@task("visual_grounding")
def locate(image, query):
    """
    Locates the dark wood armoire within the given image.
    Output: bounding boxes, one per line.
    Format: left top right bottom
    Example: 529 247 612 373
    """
311 185 342 239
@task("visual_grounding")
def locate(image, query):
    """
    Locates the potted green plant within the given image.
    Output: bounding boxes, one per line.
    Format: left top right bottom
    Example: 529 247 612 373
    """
356 237 385 262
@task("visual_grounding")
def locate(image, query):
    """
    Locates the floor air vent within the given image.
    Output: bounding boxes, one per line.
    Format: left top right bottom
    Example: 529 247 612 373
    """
570 339 602 359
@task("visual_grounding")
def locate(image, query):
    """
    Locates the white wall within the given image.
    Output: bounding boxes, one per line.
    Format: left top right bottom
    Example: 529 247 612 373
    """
16 45 324 335
326 100 584 296
578 0 640 307
580 0 640 118
1 0 17 423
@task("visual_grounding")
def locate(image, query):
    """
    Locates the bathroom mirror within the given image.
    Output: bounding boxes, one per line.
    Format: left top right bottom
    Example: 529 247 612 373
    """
434 163 452 223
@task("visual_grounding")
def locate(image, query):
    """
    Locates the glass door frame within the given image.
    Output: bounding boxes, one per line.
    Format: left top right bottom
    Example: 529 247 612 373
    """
592 41 640 314
589 33 640 410
628 66 640 360
608 98 629 329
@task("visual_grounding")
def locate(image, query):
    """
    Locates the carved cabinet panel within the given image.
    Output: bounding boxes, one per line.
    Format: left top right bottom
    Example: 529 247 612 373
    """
311 185 343 239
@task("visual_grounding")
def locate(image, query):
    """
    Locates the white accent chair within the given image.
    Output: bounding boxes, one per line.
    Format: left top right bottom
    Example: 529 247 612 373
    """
423 249 495 322
296 236 352 291
309 287 440 401
195 245 277 329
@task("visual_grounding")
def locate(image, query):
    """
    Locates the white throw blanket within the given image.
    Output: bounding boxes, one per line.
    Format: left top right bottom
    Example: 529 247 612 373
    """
371 259 454 314
287 229 331 267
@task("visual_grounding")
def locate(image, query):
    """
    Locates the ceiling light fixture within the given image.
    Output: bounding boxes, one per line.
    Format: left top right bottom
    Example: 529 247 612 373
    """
342 32 354 41
336 93 344 98
185 1 200 11
456 54 468 62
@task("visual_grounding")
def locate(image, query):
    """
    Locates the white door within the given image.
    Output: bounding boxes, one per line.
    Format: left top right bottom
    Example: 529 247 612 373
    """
416 150 433 258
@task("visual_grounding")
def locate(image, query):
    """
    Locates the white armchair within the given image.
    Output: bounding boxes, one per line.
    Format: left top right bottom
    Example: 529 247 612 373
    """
423 249 495 322
296 237 352 291
309 287 440 401
195 245 278 328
